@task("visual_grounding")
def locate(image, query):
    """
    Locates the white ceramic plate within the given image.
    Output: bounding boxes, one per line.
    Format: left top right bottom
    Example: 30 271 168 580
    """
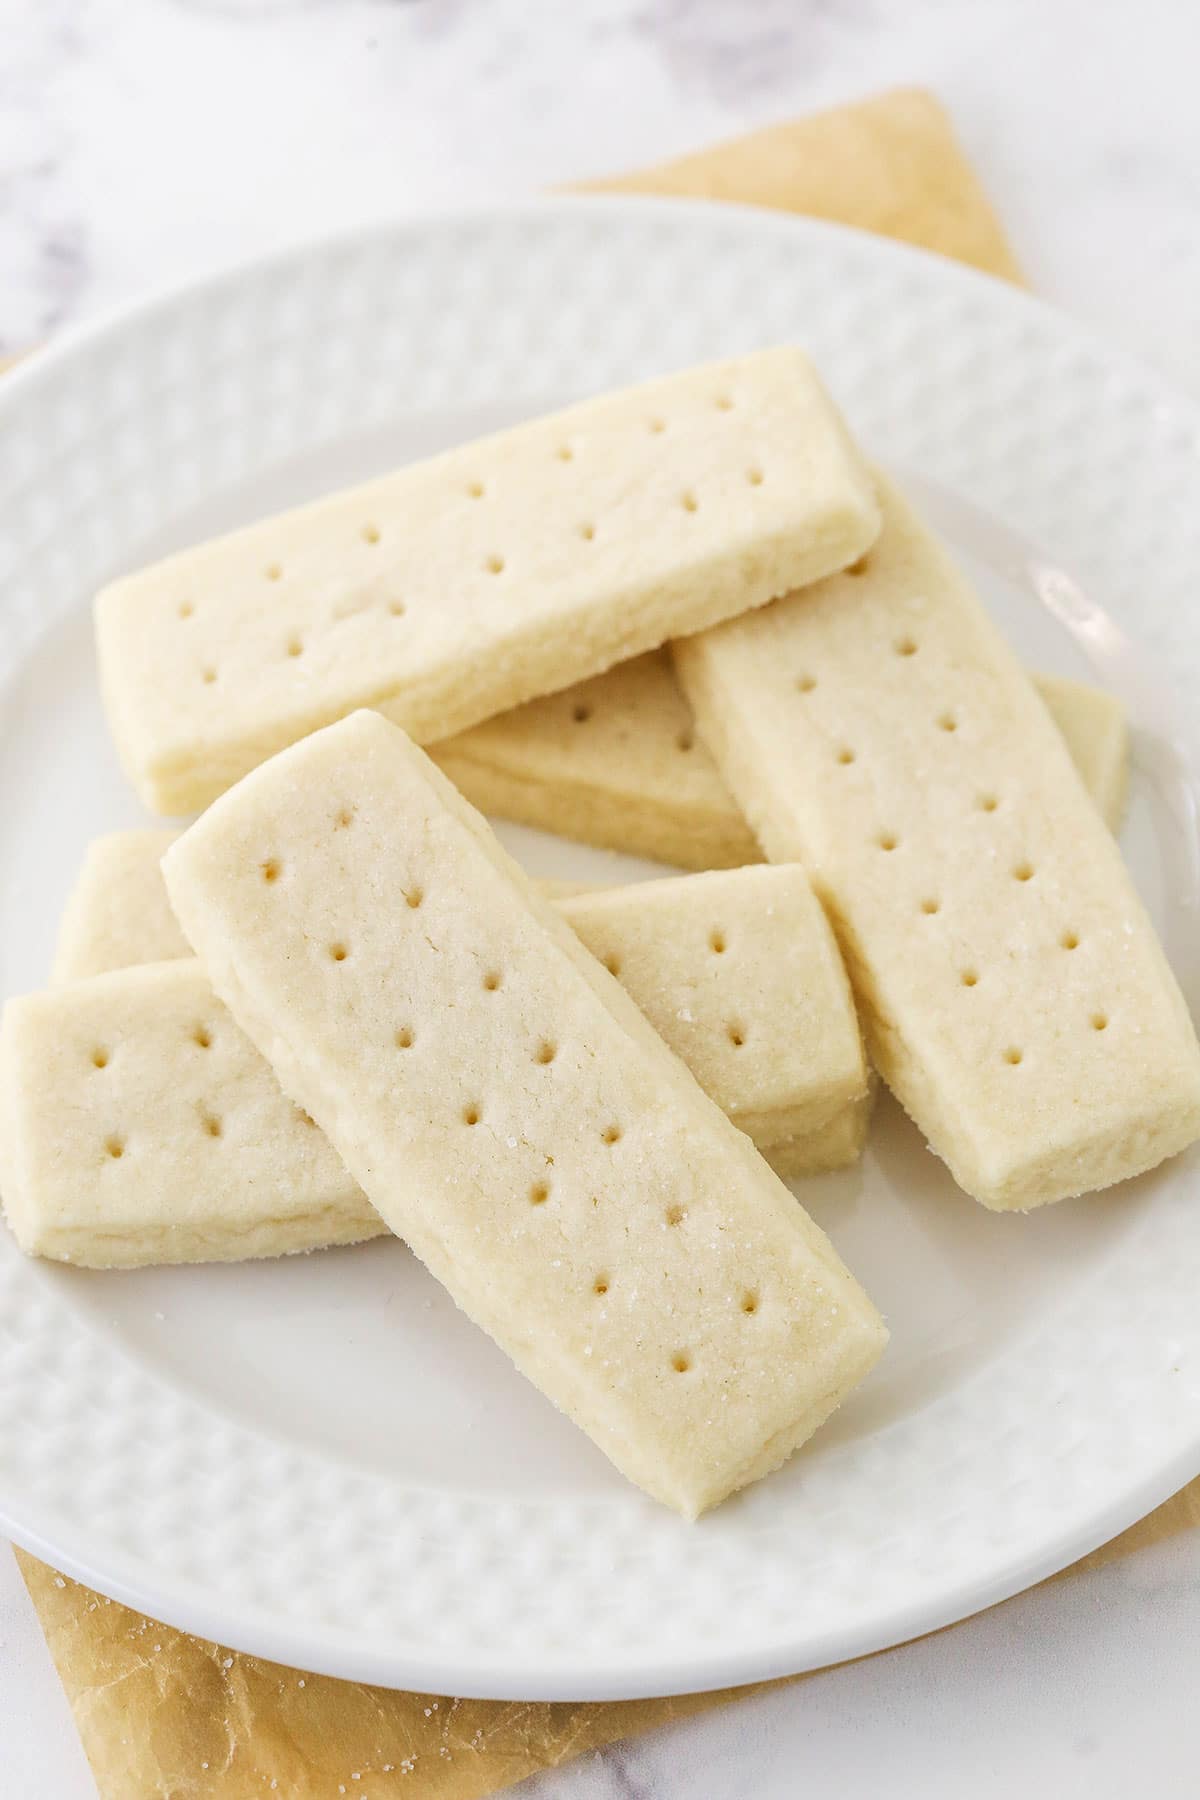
3 199 1200 1701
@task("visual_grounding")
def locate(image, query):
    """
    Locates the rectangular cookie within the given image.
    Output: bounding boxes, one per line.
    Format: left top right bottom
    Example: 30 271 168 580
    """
1034 673 1129 833
96 348 880 815
432 651 763 871
53 828 191 981
161 710 886 1515
558 867 866 1150
763 1084 877 1181
17 842 868 1268
675 475 1200 1210
433 653 1129 870
0 961 383 1267
55 832 866 1166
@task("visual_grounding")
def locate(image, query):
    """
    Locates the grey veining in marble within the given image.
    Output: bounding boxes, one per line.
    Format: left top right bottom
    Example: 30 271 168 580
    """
0 0 91 351
635 0 882 105
2 0 1198 396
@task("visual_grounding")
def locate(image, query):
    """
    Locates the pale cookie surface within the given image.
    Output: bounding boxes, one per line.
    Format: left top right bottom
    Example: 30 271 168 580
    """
1035 674 1129 833
676 476 1200 1210
764 1084 877 1181
433 651 762 870
53 828 190 980
50 836 864 1188
0 961 381 1267
436 653 1128 869
559 867 866 1147
97 348 880 815
163 711 886 1515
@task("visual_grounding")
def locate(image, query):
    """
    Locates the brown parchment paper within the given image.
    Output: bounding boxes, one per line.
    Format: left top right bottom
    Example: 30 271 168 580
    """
572 86 1022 282
17 1483 1200 1799
16 84 1185 1800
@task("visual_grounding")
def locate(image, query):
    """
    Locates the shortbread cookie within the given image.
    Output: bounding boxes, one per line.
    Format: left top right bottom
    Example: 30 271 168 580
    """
433 651 763 870
435 654 1130 869
0 961 382 1266
56 830 865 1163
9 857 865 1268
1035 674 1129 833
97 349 880 815
558 867 866 1148
162 711 886 1515
52 830 597 981
765 1084 877 1181
675 476 1200 1210
0 945 866 1270
53 829 190 981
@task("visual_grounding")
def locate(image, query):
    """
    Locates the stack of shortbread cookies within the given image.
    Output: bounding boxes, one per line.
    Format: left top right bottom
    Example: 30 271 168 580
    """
3 348 1198 1516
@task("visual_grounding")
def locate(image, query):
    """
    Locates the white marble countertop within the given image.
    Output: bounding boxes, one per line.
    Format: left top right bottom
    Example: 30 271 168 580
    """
3 1 1200 1795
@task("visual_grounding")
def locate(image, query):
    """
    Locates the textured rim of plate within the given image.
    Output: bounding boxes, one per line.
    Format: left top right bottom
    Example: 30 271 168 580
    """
3 197 1200 1700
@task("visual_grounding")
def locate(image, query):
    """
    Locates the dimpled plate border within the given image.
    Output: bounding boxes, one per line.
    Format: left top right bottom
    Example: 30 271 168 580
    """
2 198 1200 1699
